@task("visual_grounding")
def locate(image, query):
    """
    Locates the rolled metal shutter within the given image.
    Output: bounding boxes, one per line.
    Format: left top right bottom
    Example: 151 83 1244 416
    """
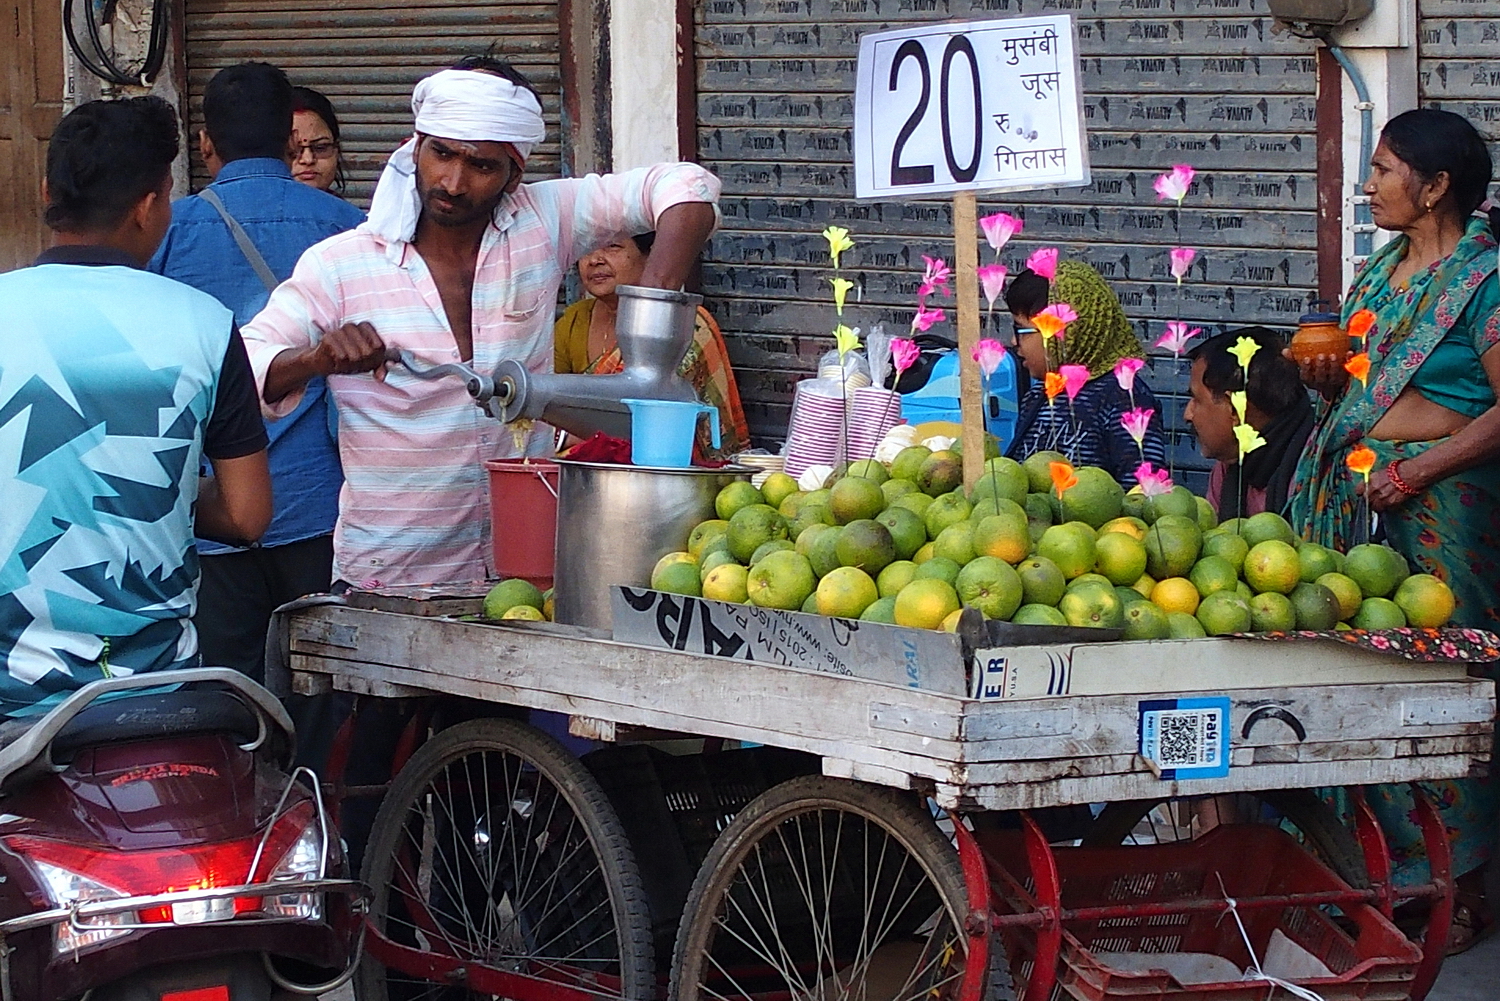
183 0 563 202
1418 0 1500 166
695 0 1320 477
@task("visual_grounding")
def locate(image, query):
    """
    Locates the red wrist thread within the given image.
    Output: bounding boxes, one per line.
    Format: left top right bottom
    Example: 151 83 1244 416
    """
1386 460 1420 497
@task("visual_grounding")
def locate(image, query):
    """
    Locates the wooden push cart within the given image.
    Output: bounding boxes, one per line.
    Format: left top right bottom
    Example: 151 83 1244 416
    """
278 594 1496 1001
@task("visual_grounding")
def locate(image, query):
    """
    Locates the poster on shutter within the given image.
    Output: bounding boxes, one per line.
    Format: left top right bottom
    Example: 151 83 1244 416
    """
853 16 1089 200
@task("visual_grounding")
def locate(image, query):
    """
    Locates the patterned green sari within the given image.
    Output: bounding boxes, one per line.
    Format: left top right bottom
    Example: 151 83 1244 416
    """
1290 217 1500 884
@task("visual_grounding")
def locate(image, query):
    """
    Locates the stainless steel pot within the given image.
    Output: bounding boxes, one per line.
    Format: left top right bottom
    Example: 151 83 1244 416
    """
552 458 749 630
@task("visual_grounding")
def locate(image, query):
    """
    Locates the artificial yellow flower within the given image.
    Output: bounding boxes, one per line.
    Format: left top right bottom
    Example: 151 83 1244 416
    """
833 323 860 360
1229 390 1248 422
1229 336 1261 370
829 277 855 315
1233 423 1267 455
822 226 854 269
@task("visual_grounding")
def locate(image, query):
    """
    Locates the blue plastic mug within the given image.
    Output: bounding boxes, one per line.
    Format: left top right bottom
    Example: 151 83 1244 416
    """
620 398 720 468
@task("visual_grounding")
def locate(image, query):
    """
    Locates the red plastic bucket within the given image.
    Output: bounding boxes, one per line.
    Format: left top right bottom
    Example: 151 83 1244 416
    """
485 459 559 589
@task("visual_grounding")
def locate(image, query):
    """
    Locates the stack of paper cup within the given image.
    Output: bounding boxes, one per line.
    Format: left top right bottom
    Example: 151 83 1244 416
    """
846 387 903 462
783 380 848 478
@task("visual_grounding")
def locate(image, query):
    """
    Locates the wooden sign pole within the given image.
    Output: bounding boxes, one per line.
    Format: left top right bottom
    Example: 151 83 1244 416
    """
953 190 984 492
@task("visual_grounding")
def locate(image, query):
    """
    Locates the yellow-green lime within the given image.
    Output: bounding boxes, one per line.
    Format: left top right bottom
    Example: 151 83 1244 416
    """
803 488 832 509
796 521 835 556
699 550 740 582
971 457 1029 505
1037 522 1098 580
1196 591 1252 635
836 519 896 576
1352 596 1407 630
801 592 820 613
652 561 701 597
877 560 918 598
750 539 795 565
760 472 800 511
746 550 816 610
652 551 696 578
1122 490 1146 522
1013 603 1069 626
1296 542 1339 583
1240 511 1297 548
688 520 730 561
1316 572 1363 621
860 596 899 623
716 481 764 520
726 504 789 562
501 605 545 621
1022 451 1070 493
1393 574 1456 628
1201 531 1251 575
972 512 1031 564
1289 581 1341 630
816 566 880 618
913 541 937 564
777 490 807 519
893 492 936 518
917 451 964 496
940 608 965 632
1236 580 1254 602
933 521 977 565
1100 516 1148 540
483 578 545 619
956 556 1024 620
1069 572 1115 592
1344 544 1410 599
1095 532 1148 585
1144 515 1202 579
889 446 932 484
1150 577 1200 616
1117 585 1149 607
1195 496 1218 532
1122 600 1172 640
1060 466 1126 529
1167 611 1208 638
924 492 972 539
1024 493 1054 543
846 459 889 484
876 506 927 561
1242 540 1301 595
1189 555 1240 597
790 503 837 540
1059 580 1125 629
882 479 919 505
1249 592 1297 633
1144 486 1197 523
702 563 750 603
830 476 886 524
807 527 843 578
1131 573 1157 598
1017 557 1067 607
895 578 961 629
913 556 962 586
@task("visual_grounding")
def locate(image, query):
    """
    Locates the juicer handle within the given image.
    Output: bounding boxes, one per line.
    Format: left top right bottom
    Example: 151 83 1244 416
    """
386 348 496 404
702 404 720 450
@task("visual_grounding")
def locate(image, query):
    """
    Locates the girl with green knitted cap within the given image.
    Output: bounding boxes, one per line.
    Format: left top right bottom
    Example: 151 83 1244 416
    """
1003 260 1167 486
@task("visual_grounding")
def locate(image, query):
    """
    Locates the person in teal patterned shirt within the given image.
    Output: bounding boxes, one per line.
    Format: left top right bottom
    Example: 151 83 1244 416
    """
0 96 271 715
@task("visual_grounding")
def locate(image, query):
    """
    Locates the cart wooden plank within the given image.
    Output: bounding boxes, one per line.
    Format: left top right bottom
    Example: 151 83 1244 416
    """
286 604 1494 810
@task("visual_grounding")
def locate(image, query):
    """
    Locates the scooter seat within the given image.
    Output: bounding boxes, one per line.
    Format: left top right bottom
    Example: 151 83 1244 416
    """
0 690 262 762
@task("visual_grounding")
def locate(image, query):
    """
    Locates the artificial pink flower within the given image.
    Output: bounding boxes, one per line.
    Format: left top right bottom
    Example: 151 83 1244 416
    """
972 338 1008 378
979 212 1023 254
891 337 920 375
1025 247 1059 280
918 255 952 300
1113 357 1144 395
1156 320 1201 356
1153 164 1195 203
1135 462 1174 497
1168 247 1196 283
911 306 945 332
976 264 1008 310
1120 407 1154 445
1059 364 1090 401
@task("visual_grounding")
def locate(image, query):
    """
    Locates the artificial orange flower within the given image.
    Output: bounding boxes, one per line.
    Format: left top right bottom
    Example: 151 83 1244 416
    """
1044 371 1066 401
1344 352 1371 387
1050 460 1078 500
1347 308 1376 343
1347 444 1377 478
1033 312 1067 340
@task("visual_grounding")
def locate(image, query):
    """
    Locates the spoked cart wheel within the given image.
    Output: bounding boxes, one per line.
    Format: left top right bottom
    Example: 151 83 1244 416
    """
669 775 981 1001
358 718 655 1001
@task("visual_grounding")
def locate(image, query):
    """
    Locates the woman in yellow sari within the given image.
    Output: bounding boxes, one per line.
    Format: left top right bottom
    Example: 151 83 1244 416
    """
555 232 749 459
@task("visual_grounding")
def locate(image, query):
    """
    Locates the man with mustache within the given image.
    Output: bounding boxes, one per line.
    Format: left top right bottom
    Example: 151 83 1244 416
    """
241 56 720 587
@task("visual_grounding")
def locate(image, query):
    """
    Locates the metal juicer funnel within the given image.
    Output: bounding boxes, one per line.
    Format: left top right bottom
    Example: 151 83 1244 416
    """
392 285 704 440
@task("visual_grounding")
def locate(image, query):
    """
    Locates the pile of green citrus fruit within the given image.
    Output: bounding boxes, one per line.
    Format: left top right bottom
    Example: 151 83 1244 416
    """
649 447 1457 636
481 579 555 621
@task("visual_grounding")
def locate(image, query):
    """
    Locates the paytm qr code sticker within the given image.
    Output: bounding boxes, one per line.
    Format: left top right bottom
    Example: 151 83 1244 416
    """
1137 696 1231 780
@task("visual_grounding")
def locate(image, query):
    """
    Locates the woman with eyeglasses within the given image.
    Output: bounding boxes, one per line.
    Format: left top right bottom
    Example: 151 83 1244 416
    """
1003 260 1167 486
289 87 348 194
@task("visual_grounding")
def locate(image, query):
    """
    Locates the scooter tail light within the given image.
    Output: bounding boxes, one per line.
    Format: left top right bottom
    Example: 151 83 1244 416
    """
30 861 131 955
260 821 324 920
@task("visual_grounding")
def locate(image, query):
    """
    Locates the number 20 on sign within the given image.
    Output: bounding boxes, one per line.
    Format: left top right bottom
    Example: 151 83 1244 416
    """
853 15 1090 200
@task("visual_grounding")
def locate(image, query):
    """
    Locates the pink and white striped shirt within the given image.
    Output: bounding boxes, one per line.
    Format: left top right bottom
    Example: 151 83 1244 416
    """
241 163 721 586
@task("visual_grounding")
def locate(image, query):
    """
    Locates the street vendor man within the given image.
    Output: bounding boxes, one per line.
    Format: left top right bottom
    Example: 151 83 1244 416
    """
241 56 720 587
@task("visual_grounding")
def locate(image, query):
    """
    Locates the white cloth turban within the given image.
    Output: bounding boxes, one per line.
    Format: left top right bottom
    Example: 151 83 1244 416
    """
362 69 547 243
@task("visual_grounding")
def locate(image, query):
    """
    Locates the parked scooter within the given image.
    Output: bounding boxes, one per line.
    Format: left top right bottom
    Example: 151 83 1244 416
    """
0 668 364 1000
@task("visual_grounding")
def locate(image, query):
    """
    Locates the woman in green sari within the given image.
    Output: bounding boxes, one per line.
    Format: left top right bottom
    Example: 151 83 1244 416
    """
1288 108 1500 951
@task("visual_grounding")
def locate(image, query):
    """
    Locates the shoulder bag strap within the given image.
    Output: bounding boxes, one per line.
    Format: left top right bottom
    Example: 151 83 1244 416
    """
198 187 279 293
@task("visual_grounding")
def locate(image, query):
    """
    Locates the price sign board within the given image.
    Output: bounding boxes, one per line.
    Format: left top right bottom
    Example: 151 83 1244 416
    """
853 16 1089 200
